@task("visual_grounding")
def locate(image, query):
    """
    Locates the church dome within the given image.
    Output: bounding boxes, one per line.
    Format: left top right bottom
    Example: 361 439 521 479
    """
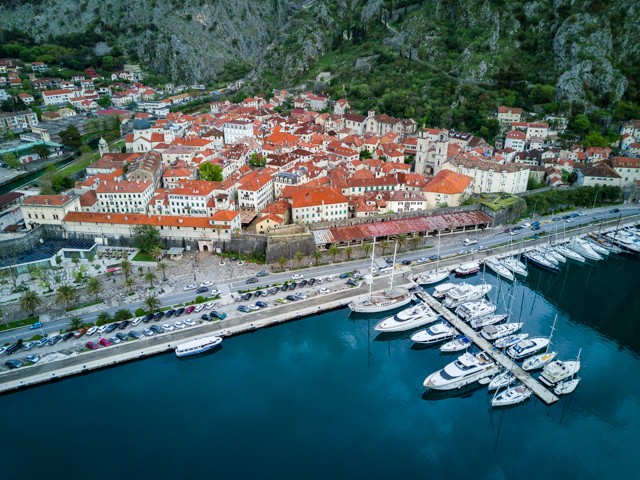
132 118 151 130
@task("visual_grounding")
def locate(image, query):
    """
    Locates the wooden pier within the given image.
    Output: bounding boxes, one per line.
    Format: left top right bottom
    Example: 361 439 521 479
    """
416 291 559 405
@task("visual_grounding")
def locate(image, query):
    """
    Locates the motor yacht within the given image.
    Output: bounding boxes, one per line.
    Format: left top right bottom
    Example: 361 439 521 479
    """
540 357 581 387
410 322 457 344
442 283 492 308
507 337 550 360
604 231 640 254
440 336 472 353
175 336 222 358
456 299 497 321
485 260 515 281
374 303 439 332
414 270 450 285
454 262 481 276
480 323 523 341
470 314 508 329
569 238 602 261
491 384 531 407
423 352 499 390
432 282 456 298
349 288 414 313
494 333 529 349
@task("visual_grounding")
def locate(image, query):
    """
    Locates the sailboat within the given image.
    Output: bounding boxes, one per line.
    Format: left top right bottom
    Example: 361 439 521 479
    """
522 315 558 371
554 377 581 395
491 383 532 407
440 336 472 353
414 231 449 285
502 256 528 277
485 259 515 281
349 240 414 313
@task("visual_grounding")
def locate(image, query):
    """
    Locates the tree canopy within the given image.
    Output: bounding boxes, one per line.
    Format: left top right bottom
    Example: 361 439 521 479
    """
132 225 162 253
199 162 223 181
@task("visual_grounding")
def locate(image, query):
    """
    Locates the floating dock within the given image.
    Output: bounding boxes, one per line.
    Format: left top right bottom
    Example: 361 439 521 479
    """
416 291 559 405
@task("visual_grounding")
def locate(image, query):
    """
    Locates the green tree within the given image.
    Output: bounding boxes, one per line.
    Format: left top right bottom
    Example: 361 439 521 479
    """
278 256 288 270
570 114 590 136
97 96 112 108
124 277 135 293
86 277 102 299
32 144 50 160
2 153 20 169
55 284 77 309
248 153 266 167
20 289 41 316
199 162 223 181
157 261 167 281
144 271 156 288
380 240 390 256
96 312 111 326
144 295 161 313
344 245 354 260
132 225 161 253
396 234 407 252
328 244 340 262
101 55 116 71
361 242 372 259
59 125 82 150
294 251 304 268
68 315 85 331
113 309 133 322
120 259 132 279
312 249 323 266
150 246 163 262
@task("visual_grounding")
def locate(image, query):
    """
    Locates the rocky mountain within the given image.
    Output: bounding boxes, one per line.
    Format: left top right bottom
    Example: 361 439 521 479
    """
1 0 639 115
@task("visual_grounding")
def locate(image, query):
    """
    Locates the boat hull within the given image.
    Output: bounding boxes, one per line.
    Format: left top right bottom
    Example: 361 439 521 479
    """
175 336 223 358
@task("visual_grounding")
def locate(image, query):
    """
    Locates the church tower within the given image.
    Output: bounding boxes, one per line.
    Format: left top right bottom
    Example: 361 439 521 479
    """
98 137 109 158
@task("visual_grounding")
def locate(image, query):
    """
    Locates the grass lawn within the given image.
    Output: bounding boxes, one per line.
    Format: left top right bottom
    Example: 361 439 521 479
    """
476 193 521 211
54 151 100 179
0 316 39 332
133 252 155 262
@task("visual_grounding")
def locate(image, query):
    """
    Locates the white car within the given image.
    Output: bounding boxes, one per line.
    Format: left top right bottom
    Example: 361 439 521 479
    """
86 326 98 336
131 317 143 326
295 293 308 300
319 288 330 295
205 302 216 309
522 222 531 228
194 304 204 312
110 336 121 344
162 324 175 332
200 281 213 287
183 284 197 291
97 325 109 334
565 218 573 223
184 319 196 327
22 341 36 351
326 275 335 281
368 267 377 273
291 273 304 280
247 305 260 311
210 289 221 296
173 321 185 330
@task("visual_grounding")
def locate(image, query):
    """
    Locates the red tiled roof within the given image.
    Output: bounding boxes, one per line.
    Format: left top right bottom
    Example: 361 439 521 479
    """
23 194 76 206
64 211 231 229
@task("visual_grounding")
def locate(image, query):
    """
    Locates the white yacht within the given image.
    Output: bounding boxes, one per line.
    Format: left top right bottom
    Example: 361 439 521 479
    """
175 336 222 358
485 260 515 281
605 231 640 254
545 247 566 263
523 252 560 273
442 283 492 308
494 333 529 349
569 238 602 261
522 351 557 371
540 357 581 387
470 314 508 329
423 352 499 390
491 384 532 407
374 303 439 332
440 336 472 353
414 270 449 286
456 299 497 321
410 322 457 344
481 322 523 341
488 371 517 391
584 238 609 256
502 256 528 277
507 337 550 359
554 377 581 395
554 244 585 262
432 282 456 298
534 247 560 265
454 262 481 276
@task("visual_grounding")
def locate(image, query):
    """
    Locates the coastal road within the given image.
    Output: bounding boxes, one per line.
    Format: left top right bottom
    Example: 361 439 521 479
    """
2 204 639 344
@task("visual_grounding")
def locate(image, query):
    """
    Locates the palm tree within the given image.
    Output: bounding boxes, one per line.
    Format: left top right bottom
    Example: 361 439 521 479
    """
124 277 135 293
410 235 422 251
144 270 156 288
157 261 167 281
278 256 288 270
55 284 77 310
150 246 163 262
344 245 354 261
360 242 372 259
312 249 323 266
20 289 41 317
294 251 304 268
68 315 85 331
86 277 101 299
120 259 132 280
328 244 340 262
396 234 407 252
144 295 161 314
380 239 390 256
96 312 111 326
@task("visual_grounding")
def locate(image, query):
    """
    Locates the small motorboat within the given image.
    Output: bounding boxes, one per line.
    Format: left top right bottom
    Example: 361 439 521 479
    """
454 262 481 276
411 322 457 345
440 336 472 353
554 377 581 395
507 337 550 360
481 322 522 341
494 333 529 349
470 313 508 329
491 384 531 407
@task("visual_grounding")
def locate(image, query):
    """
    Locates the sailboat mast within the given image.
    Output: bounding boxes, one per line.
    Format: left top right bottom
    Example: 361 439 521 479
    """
390 241 398 290
546 314 557 353
369 237 376 297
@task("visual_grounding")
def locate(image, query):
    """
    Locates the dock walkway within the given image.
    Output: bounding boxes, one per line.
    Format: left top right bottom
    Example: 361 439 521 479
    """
416 291 559 405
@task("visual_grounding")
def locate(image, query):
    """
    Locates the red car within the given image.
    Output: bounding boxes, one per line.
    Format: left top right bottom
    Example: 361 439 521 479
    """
85 341 99 350
99 338 111 347
185 305 195 314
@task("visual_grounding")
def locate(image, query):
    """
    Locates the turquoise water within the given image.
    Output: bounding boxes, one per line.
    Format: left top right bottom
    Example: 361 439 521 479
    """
2 255 639 479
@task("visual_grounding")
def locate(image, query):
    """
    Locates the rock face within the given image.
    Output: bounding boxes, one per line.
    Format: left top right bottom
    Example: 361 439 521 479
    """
1 0 639 105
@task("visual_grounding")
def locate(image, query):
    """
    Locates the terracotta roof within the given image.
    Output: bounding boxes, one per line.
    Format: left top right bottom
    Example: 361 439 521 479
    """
498 106 523 114
211 209 240 222
64 211 231 229
79 190 98 206
96 180 152 194
612 157 640 168
23 194 76 206
576 162 621 179
291 186 348 208
237 168 276 192
423 170 473 195
169 180 217 196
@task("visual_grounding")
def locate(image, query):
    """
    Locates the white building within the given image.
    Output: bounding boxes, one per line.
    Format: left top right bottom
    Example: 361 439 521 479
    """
386 190 428 213
95 179 154 214
223 120 254 144
612 157 640 187
497 106 523 124
575 162 622 187
20 194 81 230
166 180 217 216
42 89 75 106
504 130 526 152
237 168 276 211
442 155 529 194
291 186 349 223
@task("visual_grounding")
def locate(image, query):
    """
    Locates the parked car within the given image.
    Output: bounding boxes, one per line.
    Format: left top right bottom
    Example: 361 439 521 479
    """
85 342 99 350
295 293 308 300
5 359 23 369
184 319 196 327
175 307 185 316
401 260 412 266
74 327 88 338
115 332 128 341
25 354 40 363
289 282 297 290
307 278 316 286
256 301 268 308
106 323 119 333
187 305 198 313
173 321 185 330
291 273 304 280
256 270 269 277
38 337 52 347
200 313 211 321
110 336 121 344
143 314 155 323
131 317 143 327
183 284 197 291
243 293 253 301
166 309 176 318
254 290 263 297
261 289 270 296
5 343 22 355
118 320 131 330
286 295 298 302
86 326 98 336
299 279 308 287
205 301 216 309
270 286 281 294
326 275 335 282
610 208 620 213
154 311 165 320
150 325 164 334
200 281 213 287
196 286 208 294
128 330 142 339
99 338 111 347
97 325 109 335
237 305 250 313
247 305 260 311
275 298 288 304
143 329 154 337
281 283 289 292
319 288 330 294
234 295 244 303
210 311 227 320
245 277 259 284
210 289 221 297
48 335 62 346
346 279 359 286
22 341 36 351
